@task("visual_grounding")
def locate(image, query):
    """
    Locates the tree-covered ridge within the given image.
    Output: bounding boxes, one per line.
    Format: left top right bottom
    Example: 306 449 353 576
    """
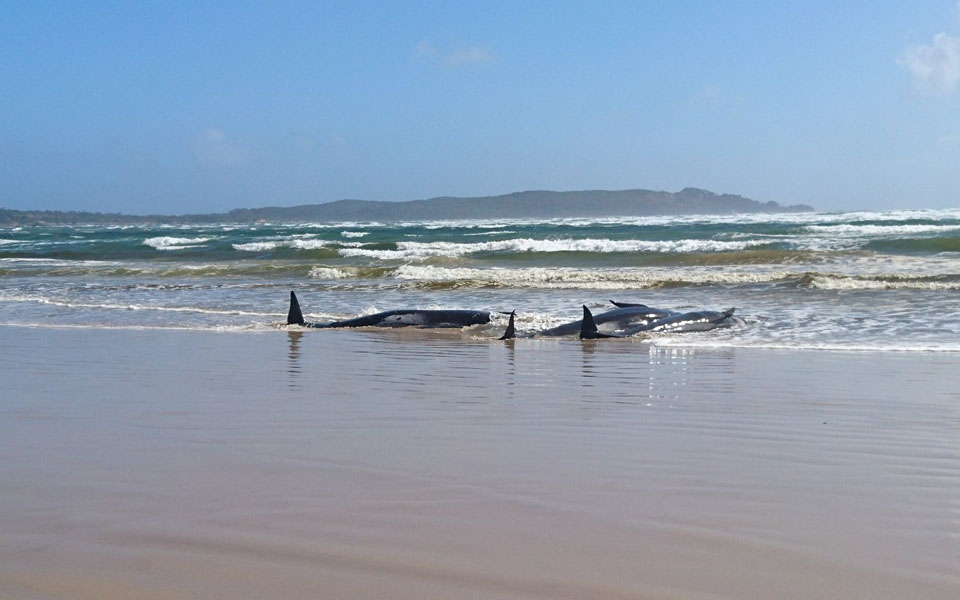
1 188 812 226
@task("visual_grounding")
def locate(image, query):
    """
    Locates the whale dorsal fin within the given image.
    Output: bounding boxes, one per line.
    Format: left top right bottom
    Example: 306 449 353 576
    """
580 305 600 339
287 291 305 325
610 300 648 308
499 311 516 340
581 305 623 338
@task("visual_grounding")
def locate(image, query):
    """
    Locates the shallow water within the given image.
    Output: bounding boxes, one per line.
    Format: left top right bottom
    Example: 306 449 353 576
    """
2 327 958 599
2 209 960 350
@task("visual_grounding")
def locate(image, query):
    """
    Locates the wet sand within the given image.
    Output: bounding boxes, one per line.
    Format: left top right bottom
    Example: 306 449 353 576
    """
1 327 958 599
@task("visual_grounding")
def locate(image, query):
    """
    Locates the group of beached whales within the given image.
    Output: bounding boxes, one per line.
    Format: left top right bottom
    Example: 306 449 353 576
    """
287 291 745 340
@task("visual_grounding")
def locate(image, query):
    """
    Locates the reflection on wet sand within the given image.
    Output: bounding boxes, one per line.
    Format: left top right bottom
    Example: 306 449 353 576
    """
286 329 302 390
1 327 958 600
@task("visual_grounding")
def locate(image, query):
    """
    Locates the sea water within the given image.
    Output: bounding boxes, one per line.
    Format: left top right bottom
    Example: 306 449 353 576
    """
2 209 959 351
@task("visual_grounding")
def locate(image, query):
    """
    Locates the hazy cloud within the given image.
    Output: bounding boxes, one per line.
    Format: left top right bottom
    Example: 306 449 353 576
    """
900 32 960 94
192 128 248 168
937 132 959 148
287 131 317 154
416 40 493 68
691 84 726 104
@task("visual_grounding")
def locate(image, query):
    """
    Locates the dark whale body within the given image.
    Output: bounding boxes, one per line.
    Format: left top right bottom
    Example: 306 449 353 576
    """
538 303 677 336
580 305 744 339
287 291 491 329
623 308 744 334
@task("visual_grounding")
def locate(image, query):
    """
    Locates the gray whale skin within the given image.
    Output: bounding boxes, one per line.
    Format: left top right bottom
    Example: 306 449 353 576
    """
287 291 491 329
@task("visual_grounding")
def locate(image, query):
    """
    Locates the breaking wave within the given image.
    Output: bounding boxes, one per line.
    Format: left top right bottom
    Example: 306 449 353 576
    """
338 238 765 259
233 239 331 252
143 237 213 250
387 265 960 290
805 224 960 236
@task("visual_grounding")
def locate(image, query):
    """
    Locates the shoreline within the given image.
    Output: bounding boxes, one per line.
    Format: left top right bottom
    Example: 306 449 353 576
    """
3 323 960 355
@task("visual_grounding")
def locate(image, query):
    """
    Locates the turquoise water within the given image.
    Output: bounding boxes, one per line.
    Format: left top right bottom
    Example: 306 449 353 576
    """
2 209 959 350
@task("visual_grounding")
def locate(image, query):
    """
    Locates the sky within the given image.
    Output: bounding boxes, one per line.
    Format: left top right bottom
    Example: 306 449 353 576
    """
2 1 960 214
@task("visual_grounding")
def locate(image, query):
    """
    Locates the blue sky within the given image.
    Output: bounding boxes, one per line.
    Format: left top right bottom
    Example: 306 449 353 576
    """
2 1 959 214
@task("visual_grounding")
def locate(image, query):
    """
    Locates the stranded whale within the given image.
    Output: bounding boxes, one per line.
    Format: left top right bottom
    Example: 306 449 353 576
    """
622 308 744 334
285 291 743 338
286 291 491 329
579 305 744 338
537 302 677 336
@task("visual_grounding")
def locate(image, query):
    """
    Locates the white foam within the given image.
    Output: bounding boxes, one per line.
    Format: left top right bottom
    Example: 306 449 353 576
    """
650 338 960 353
340 231 368 238
0 294 279 316
0 258 120 265
0 322 268 333
390 265 795 288
805 275 960 291
308 266 354 279
339 238 762 259
464 230 517 236
233 239 329 251
232 241 278 252
260 221 386 229
143 236 213 250
805 224 960 237
385 264 960 291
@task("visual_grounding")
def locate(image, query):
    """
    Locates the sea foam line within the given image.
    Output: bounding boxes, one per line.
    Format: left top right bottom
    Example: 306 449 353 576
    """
308 266 354 279
804 224 960 236
339 238 763 259
805 274 960 291
0 322 268 333
0 294 280 316
390 265 793 288
144 236 213 250
389 265 960 290
650 338 960 353
233 239 329 251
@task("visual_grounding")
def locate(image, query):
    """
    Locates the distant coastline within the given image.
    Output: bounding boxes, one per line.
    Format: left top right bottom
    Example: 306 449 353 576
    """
0 187 812 226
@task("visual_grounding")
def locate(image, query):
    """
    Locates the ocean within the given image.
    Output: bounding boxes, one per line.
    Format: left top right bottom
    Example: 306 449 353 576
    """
2 208 960 350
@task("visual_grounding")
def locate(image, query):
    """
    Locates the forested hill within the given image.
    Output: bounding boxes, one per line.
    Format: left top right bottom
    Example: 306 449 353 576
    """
1 188 812 226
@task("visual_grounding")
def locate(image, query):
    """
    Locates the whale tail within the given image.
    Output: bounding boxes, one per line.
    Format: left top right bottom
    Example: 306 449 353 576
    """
287 291 305 325
499 311 516 340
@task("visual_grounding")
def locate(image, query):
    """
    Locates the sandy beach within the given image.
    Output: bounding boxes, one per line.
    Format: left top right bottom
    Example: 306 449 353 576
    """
0 326 957 599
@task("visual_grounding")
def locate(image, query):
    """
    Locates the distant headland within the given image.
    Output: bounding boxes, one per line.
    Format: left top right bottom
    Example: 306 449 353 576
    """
1 188 813 226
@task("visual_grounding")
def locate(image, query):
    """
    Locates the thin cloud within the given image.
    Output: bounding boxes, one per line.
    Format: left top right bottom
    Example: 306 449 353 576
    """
937 132 959 148
692 84 725 103
416 40 493 69
192 128 248 168
900 17 960 95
